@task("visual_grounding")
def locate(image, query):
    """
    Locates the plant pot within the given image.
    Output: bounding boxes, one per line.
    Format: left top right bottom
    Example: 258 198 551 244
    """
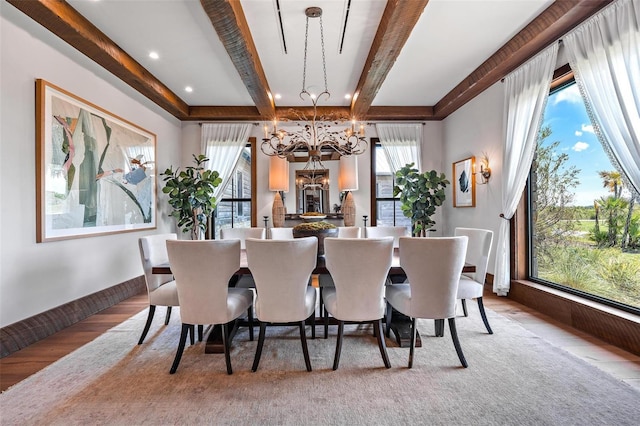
292 227 338 255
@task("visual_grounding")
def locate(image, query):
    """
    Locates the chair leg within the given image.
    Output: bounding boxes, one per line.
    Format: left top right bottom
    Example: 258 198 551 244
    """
248 306 254 341
461 299 468 317
299 321 312 372
477 297 493 334
408 317 416 368
222 322 233 375
324 298 329 339
251 322 267 372
310 312 316 340
435 319 445 337
189 325 195 345
375 319 391 369
448 318 468 368
332 320 344 370
138 305 156 345
169 323 190 374
385 303 393 338
165 306 172 325
198 325 203 342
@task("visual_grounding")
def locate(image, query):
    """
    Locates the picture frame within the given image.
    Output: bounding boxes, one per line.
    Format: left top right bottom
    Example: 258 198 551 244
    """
36 79 157 242
452 156 476 208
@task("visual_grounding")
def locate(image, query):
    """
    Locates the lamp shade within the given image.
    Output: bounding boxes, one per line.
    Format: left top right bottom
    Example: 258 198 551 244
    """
338 155 358 191
269 156 289 192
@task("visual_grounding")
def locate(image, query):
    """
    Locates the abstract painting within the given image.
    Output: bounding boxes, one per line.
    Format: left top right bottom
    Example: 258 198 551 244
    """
453 156 476 207
36 79 156 242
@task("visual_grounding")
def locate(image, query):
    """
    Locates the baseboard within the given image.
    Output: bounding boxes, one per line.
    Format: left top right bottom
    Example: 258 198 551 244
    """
0 276 146 358
508 279 640 356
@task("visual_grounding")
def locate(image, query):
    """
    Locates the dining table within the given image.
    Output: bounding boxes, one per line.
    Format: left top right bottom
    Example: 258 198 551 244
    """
152 248 475 353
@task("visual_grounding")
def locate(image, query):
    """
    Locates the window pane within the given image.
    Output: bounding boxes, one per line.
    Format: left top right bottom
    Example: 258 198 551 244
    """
214 145 252 239
529 82 639 311
375 146 394 197
376 201 411 231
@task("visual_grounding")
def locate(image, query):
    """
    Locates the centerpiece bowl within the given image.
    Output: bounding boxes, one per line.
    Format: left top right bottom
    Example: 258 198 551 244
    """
300 212 327 223
292 221 337 255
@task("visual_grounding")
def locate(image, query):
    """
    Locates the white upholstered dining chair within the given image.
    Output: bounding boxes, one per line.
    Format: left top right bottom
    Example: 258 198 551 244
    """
166 239 254 375
455 227 494 334
221 227 266 288
137 233 179 345
269 227 294 240
246 237 318 372
337 226 361 238
323 237 394 370
386 236 469 368
364 226 410 248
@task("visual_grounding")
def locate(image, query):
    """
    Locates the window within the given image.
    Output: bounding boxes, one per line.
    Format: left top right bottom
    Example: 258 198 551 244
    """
371 139 411 231
527 79 639 313
212 142 255 239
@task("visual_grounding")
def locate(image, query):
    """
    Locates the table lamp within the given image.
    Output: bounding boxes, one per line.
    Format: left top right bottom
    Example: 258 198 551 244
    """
339 154 358 227
269 156 289 228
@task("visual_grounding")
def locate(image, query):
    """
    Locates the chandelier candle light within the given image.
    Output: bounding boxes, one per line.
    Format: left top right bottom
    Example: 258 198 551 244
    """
261 6 367 217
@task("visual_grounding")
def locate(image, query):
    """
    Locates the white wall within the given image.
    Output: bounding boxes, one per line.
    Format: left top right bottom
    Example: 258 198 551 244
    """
442 82 505 274
0 5 181 326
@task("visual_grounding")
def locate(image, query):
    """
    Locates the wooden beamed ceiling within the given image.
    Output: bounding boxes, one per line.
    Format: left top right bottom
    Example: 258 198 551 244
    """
8 0 613 122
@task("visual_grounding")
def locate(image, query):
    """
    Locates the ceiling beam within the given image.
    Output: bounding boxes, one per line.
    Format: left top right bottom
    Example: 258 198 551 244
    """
200 0 275 120
433 0 613 119
350 0 429 119
6 0 190 120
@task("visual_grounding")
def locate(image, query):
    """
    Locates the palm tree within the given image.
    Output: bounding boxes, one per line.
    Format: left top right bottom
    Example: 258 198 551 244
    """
598 170 623 198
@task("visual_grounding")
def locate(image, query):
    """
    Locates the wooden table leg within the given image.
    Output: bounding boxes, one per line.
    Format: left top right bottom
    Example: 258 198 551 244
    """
388 311 422 348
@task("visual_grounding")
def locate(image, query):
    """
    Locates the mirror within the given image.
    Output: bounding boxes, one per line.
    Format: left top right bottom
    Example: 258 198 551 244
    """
295 169 330 214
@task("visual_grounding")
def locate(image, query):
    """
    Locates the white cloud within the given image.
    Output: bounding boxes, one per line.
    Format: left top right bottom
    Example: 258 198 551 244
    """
581 123 594 133
573 142 589 152
575 130 583 136
553 84 582 105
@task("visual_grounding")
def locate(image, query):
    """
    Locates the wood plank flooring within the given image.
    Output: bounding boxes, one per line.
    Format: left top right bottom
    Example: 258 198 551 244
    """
1 291 639 392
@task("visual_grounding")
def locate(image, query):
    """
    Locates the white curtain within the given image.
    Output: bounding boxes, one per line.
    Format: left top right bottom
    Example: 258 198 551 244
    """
200 123 252 200
494 43 559 296
375 123 423 172
563 0 640 199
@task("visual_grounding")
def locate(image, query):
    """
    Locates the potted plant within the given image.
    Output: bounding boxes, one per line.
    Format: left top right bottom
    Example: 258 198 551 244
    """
394 163 449 237
160 154 222 240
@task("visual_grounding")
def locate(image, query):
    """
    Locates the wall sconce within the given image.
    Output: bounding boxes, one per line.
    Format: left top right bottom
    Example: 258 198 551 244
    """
339 155 358 227
476 154 491 185
269 156 289 228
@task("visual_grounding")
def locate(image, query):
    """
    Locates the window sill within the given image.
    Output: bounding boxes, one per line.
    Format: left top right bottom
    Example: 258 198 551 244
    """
508 280 640 356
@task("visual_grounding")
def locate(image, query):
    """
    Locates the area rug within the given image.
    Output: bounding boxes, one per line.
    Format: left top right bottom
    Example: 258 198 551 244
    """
1 303 638 425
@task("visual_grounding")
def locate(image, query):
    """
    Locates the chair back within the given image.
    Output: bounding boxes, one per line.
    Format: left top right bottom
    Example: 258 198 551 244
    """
338 226 361 238
324 237 394 321
221 227 266 249
399 236 468 319
270 227 294 240
246 237 317 322
166 240 241 325
364 226 409 248
454 227 493 284
138 233 177 292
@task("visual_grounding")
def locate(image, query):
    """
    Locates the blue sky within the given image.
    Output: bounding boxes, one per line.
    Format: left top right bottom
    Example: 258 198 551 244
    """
541 83 616 207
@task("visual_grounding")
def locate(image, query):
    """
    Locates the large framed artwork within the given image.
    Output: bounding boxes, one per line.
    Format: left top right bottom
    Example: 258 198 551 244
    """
452 156 476 208
36 79 156 242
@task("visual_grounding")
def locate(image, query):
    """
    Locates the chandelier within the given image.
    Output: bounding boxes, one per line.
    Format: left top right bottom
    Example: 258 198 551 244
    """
260 6 367 172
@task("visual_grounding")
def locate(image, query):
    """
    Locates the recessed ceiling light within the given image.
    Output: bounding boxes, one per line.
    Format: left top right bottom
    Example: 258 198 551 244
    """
185 86 193 93
344 94 352 99
275 94 282 100
149 51 159 60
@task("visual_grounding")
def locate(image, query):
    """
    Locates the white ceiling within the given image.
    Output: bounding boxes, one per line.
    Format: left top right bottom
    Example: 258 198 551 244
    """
65 0 554 109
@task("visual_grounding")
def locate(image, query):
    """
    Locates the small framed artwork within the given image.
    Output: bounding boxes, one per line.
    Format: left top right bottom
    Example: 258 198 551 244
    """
453 156 476 208
36 79 157 242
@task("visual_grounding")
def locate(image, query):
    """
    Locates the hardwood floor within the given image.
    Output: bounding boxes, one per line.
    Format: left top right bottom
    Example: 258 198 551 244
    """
1 291 639 392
